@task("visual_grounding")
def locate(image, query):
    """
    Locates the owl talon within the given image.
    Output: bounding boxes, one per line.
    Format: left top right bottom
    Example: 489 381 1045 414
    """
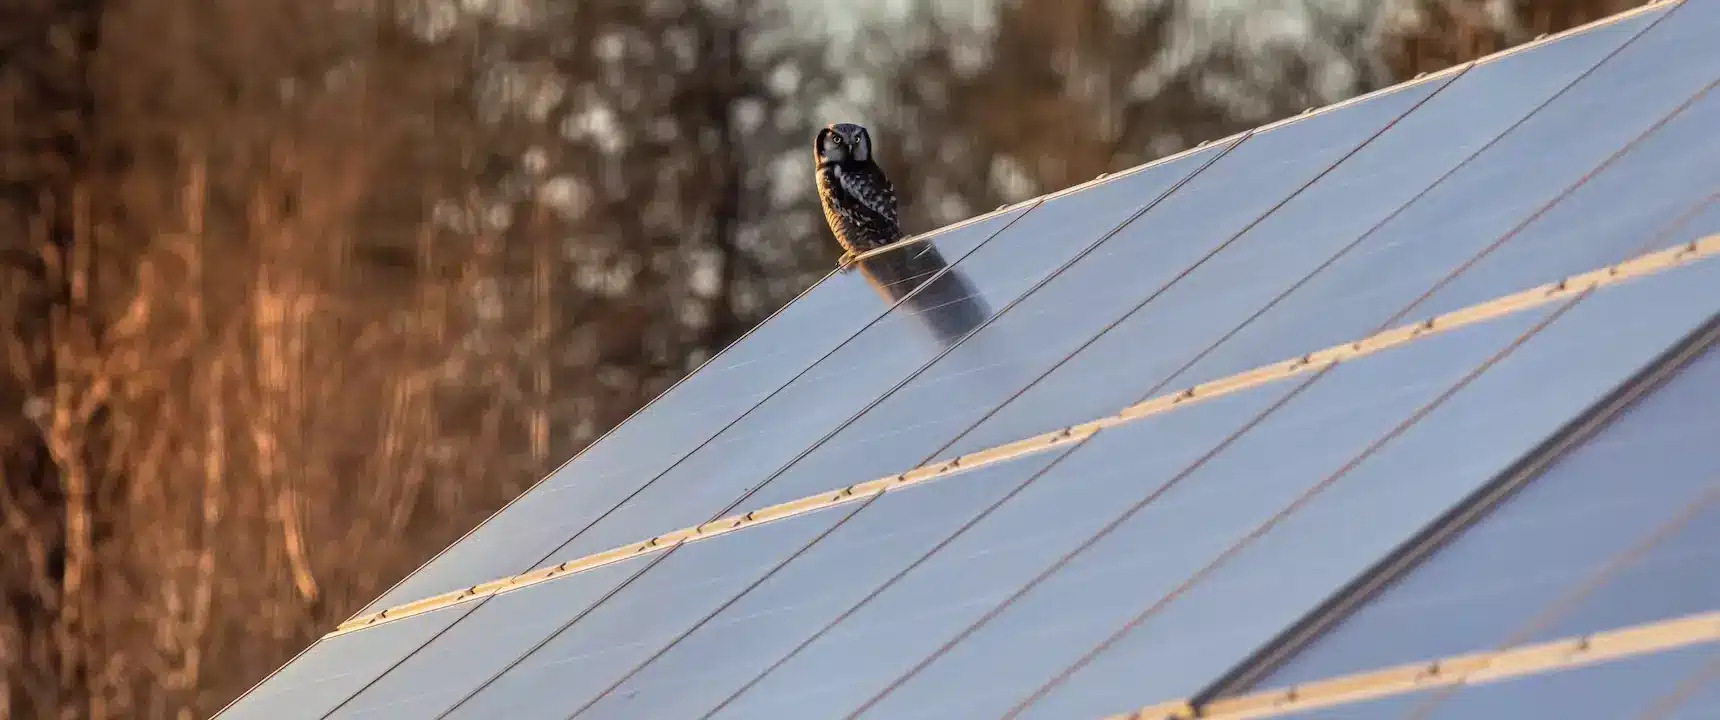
838 250 858 271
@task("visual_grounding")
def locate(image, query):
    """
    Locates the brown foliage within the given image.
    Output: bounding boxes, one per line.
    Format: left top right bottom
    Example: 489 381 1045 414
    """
1386 0 1653 78
3 0 510 713
864 0 1656 232
3 0 834 714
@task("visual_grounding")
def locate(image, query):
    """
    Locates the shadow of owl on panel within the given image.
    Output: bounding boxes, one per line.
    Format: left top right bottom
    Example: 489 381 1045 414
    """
815 122 991 348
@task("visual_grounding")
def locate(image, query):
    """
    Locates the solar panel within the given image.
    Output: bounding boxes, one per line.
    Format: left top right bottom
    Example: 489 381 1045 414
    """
516 138 1236 570
1239 340 1720 693
359 205 1026 613
216 4 1720 719
733 67 1455 513
1273 642 1720 719
939 3 1668 459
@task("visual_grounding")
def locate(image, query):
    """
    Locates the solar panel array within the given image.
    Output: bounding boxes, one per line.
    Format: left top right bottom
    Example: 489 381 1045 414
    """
216 2 1720 718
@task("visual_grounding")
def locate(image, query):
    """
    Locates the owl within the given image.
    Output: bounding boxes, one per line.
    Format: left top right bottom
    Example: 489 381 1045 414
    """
815 122 901 269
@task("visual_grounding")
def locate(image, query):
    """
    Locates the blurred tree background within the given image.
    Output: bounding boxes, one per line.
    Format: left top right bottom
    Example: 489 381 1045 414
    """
0 0 1652 715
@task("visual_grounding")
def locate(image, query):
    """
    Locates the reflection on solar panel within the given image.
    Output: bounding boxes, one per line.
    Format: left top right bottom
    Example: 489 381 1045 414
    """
215 2 1720 718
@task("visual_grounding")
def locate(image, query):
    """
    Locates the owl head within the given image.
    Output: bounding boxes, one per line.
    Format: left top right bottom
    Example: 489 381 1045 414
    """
816 122 873 165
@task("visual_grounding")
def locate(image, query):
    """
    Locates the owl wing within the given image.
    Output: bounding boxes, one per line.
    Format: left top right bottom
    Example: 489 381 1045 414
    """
832 164 901 246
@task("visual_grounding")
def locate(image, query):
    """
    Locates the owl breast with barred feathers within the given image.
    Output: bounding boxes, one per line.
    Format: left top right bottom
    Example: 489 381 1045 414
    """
814 122 901 268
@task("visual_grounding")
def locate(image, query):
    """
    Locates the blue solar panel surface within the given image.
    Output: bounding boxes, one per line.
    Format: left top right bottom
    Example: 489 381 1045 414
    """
1248 342 1720 691
1009 258 1720 719
218 4 1720 719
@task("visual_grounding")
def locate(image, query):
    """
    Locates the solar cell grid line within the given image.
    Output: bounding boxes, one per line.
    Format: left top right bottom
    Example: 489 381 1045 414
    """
698 285 1569 718
355 206 1032 617
515 133 1246 572
732 58 1465 514
933 1 1675 461
998 263 1720 719
1204 311 1720 700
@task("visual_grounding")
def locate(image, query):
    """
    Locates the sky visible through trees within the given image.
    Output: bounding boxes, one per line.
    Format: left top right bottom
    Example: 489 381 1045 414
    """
0 0 1650 715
